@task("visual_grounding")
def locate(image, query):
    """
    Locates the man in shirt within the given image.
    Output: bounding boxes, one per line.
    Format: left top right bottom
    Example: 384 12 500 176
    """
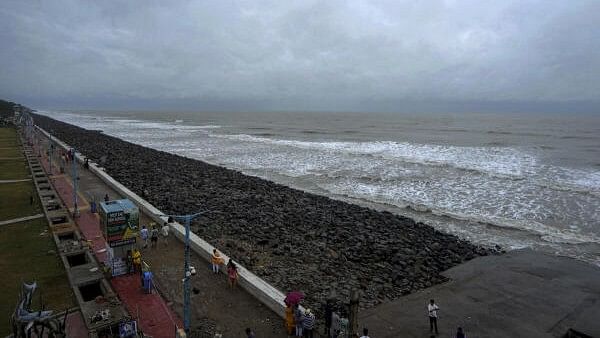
359 328 370 338
140 225 149 249
150 225 159 248
428 299 439 334
161 222 170 246
302 309 315 338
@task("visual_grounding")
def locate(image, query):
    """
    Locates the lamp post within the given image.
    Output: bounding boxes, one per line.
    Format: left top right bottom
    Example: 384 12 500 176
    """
48 135 53 175
71 148 79 217
164 211 205 336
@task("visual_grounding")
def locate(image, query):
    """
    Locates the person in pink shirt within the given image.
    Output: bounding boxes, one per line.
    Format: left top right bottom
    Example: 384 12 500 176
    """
227 260 238 289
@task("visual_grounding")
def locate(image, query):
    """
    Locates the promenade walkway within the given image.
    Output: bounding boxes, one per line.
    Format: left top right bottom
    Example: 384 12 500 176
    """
37 141 286 337
39 152 183 337
360 249 600 338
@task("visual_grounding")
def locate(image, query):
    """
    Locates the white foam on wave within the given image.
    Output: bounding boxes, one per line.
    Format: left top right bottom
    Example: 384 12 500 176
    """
36 110 600 264
211 133 539 177
108 119 222 131
319 179 600 245
212 132 600 194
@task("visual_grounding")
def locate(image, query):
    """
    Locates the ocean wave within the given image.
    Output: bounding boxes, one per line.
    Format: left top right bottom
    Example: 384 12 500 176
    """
210 133 537 178
317 181 600 246
534 179 600 197
40 109 600 195
109 119 222 131
212 133 600 194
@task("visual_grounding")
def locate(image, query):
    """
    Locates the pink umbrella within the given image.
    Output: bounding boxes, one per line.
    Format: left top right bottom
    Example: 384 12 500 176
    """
284 291 305 306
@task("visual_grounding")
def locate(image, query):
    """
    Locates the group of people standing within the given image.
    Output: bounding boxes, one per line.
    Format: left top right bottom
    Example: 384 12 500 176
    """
284 301 353 338
139 222 170 249
211 249 239 288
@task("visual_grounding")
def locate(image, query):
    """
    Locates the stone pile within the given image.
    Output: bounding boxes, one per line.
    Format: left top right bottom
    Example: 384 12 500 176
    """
33 114 498 314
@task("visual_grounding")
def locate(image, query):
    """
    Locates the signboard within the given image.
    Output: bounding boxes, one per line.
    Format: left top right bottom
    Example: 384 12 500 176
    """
119 320 137 338
109 238 136 248
112 257 128 277
99 199 139 247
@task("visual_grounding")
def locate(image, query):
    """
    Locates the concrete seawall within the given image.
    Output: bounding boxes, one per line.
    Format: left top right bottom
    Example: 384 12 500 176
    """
35 126 289 319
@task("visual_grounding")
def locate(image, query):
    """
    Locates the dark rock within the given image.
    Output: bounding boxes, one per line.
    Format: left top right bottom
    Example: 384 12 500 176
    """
32 113 499 317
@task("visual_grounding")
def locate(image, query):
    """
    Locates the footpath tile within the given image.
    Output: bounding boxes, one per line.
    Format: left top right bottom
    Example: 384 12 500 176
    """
45 152 183 337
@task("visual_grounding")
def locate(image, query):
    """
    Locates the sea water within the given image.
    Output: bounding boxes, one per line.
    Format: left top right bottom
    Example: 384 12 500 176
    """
37 110 600 266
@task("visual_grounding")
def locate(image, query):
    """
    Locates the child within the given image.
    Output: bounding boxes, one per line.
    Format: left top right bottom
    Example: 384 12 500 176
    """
211 249 223 274
150 225 159 248
227 260 238 288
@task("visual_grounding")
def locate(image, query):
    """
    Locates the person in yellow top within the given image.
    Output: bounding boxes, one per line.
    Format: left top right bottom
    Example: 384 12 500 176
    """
211 249 223 274
285 304 295 336
132 248 142 274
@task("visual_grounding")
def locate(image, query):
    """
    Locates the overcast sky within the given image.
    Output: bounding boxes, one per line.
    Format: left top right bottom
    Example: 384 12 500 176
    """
1 0 599 112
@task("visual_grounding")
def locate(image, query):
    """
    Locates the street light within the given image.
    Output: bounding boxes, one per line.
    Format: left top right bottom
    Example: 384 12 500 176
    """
71 148 79 217
163 211 206 336
48 132 54 175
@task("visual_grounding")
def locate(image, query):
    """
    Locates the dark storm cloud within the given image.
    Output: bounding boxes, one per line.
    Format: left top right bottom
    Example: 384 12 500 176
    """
0 0 599 112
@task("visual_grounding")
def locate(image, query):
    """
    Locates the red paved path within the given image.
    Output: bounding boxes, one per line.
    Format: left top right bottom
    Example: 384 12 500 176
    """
65 310 88 337
112 274 182 336
40 151 183 337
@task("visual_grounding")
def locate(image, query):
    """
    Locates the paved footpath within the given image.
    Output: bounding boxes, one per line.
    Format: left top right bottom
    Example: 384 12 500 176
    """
39 151 183 337
37 141 286 337
360 249 600 338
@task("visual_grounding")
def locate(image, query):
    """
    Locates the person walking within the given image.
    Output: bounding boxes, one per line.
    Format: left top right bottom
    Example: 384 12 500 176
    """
331 311 341 338
104 193 109 202
302 308 315 338
294 304 304 337
211 249 223 274
338 311 349 338
227 260 238 288
150 225 159 248
285 304 296 336
140 225 149 249
359 328 370 338
455 327 466 338
428 299 439 334
132 248 142 274
161 222 169 246
323 300 334 337
126 250 133 274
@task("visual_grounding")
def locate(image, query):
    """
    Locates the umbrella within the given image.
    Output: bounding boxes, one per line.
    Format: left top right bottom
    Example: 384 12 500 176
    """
284 291 304 306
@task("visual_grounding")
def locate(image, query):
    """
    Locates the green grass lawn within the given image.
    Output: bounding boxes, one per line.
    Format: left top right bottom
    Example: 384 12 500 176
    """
0 218 75 336
0 147 22 158
0 159 29 180
0 181 41 221
0 127 18 138
0 127 23 158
